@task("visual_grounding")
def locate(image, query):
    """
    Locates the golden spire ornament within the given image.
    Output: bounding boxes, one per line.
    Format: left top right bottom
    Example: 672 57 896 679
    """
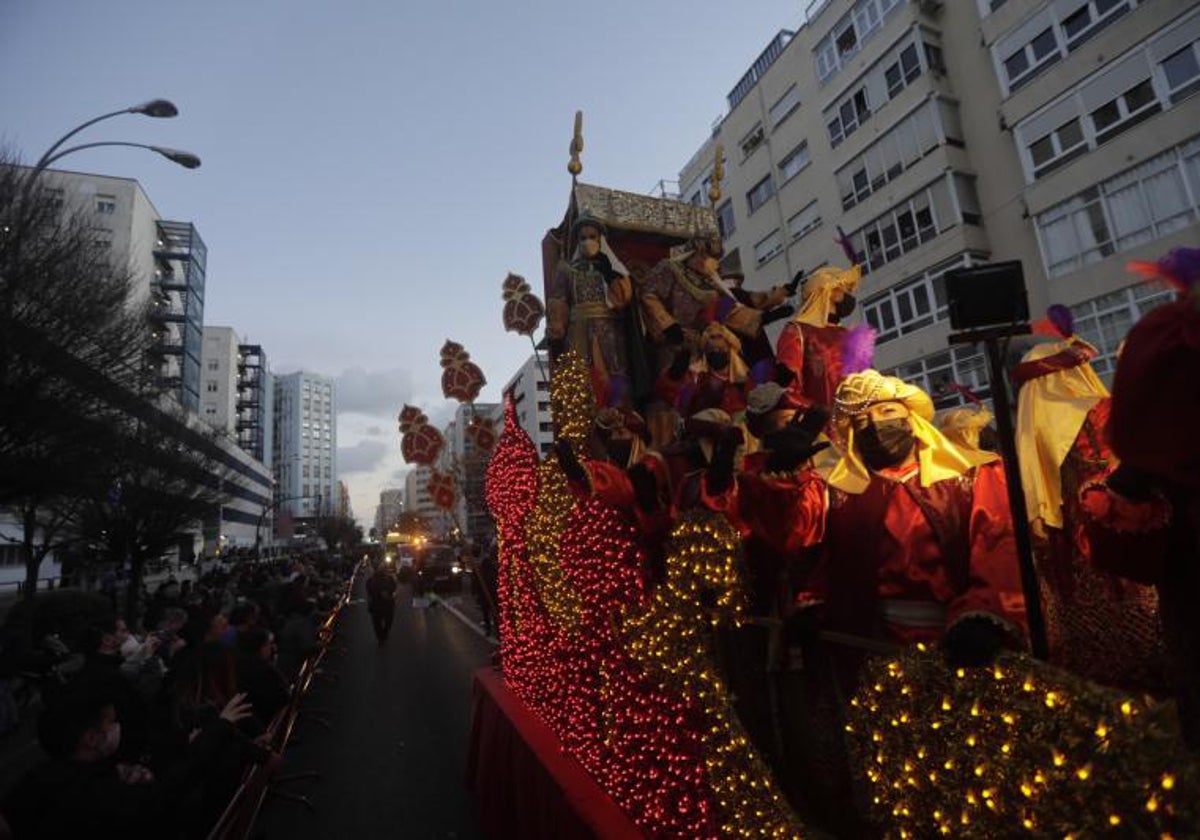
709 143 724 206
568 110 583 177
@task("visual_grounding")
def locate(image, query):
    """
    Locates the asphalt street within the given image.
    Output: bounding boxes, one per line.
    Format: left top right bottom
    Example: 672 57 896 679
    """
255 576 496 840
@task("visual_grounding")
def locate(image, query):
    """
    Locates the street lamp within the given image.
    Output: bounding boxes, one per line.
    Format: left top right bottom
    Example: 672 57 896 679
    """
36 141 201 173
33 98 184 171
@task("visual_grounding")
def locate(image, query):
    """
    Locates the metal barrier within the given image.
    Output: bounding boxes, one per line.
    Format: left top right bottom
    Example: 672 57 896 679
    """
205 564 359 840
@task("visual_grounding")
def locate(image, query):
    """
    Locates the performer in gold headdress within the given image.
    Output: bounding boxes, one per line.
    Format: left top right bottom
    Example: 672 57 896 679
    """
1014 311 1165 691
775 263 861 411
739 369 1027 664
937 404 997 455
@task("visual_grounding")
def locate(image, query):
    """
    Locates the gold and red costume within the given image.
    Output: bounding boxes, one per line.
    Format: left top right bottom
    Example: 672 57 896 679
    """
737 371 1027 650
776 265 860 410
1078 251 1200 747
1015 337 1164 690
655 323 751 421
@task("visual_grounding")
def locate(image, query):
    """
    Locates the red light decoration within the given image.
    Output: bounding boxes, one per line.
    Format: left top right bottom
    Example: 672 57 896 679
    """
441 339 486 403
427 469 457 511
466 413 497 453
398 404 445 466
501 272 546 337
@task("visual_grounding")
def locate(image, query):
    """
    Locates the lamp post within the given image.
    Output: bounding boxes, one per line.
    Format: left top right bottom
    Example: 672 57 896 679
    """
32 98 191 173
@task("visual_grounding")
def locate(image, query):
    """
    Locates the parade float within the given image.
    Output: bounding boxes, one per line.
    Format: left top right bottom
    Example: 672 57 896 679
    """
461 116 1199 838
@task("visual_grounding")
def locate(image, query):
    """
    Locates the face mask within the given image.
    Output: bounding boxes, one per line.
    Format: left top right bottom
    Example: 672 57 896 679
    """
99 722 121 757
607 439 633 467
856 417 915 471
834 294 856 321
705 351 730 371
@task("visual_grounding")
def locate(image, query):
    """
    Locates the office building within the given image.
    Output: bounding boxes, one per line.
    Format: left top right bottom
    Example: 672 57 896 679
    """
501 354 553 457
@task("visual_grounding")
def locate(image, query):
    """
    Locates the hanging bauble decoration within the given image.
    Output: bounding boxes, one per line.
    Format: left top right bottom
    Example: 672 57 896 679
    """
428 469 457 511
502 272 546 337
398 404 446 466
441 340 487 403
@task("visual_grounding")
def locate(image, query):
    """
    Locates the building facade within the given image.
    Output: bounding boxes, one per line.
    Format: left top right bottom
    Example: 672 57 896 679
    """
200 327 240 435
271 371 338 525
236 343 273 469
33 168 207 412
501 354 553 458
404 465 452 537
375 487 405 536
678 0 1197 406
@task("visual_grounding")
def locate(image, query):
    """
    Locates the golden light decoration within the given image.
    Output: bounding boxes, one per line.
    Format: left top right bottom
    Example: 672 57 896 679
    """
623 512 801 838
522 457 583 633
846 647 1199 837
549 349 594 444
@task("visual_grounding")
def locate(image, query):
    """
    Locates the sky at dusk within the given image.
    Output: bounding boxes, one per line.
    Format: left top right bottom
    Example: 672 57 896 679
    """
1 0 802 525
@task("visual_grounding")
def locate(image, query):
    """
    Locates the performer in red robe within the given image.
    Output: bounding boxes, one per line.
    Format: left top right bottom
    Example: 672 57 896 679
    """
1079 246 1200 748
656 322 751 421
738 369 1027 663
775 261 860 411
1014 322 1164 691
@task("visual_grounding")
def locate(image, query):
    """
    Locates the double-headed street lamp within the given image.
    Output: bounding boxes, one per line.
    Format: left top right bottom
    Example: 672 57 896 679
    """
31 97 201 174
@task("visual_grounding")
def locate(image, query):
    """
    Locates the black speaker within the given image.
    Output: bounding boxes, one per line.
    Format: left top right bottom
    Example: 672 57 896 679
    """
944 260 1029 331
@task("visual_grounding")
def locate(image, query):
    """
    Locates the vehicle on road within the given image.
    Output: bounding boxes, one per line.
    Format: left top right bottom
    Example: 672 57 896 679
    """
412 545 463 595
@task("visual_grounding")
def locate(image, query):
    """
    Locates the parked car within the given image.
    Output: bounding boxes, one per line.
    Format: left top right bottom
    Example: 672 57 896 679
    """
412 545 463 595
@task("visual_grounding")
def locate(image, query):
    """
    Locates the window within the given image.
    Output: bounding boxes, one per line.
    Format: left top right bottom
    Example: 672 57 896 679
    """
788 202 822 240
1028 118 1088 178
754 229 783 265
846 176 956 274
302 464 310 478
1035 137 1200 277
1061 0 1132 51
828 86 871 146
1070 283 1175 381
324 466 331 479
770 85 802 128
746 176 775 214
740 124 766 160
717 200 737 239
885 43 923 98
96 195 116 214
778 142 810 182
1090 79 1161 144
207 358 219 371
205 380 218 393
887 344 991 409
203 403 217 417
837 100 951 209
1004 27 1062 91
814 0 904 85
539 422 553 432
1162 44 1200 104
835 19 858 59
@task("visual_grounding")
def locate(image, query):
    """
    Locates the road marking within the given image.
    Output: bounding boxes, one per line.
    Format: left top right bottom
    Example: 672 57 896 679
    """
429 594 498 647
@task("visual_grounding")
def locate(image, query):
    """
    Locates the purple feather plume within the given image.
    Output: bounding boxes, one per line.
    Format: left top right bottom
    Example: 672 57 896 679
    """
749 358 775 386
1128 246 1200 293
841 324 877 375
1047 303 1074 338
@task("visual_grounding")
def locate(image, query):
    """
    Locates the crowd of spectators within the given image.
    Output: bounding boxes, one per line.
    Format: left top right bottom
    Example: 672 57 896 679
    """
0 553 356 838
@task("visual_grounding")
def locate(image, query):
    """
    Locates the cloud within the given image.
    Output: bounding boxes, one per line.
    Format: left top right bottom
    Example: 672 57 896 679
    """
337 440 388 474
365 426 385 437
334 367 414 416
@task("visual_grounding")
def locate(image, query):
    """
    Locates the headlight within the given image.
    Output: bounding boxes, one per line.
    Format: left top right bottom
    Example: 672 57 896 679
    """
451 564 462 575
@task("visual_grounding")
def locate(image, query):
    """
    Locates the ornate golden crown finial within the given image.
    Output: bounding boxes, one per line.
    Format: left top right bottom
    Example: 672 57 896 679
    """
568 110 584 177
709 144 724 205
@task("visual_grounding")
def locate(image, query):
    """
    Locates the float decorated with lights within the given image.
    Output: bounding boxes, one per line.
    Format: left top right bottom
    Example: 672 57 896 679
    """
475 114 1199 838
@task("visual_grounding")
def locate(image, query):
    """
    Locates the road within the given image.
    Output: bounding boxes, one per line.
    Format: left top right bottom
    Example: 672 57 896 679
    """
255 577 496 839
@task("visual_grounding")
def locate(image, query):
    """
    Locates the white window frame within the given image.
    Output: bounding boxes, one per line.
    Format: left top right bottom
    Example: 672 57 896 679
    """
886 342 991 409
847 175 952 275
788 201 823 240
1089 78 1161 144
778 141 811 183
1161 42 1200 103
770 85 802 128
1059 0 1134 52
746 175 775 215
754 229 783 265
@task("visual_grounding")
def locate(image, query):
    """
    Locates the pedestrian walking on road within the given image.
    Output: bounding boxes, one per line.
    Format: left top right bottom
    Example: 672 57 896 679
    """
366 563 399 644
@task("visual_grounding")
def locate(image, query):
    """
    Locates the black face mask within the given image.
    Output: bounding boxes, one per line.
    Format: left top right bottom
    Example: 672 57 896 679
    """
705 351 730 371
829 294 856 324
977 426 1000 453
857 417 915 471
607 439 634 467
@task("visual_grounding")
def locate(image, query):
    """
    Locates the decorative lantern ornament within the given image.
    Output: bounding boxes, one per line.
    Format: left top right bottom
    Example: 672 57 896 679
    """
466 413 497 453
428 469 457 511
398 404 445 466
502 273 546 337
441 340 487 403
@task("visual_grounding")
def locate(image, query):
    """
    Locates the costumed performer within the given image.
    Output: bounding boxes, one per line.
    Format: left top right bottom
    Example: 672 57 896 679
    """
546 213 638 405
1079 246 1200 748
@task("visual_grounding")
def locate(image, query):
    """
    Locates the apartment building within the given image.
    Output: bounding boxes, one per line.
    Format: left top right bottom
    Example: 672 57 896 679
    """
272 371 338 523
679 0 1198 406
501 354 553 458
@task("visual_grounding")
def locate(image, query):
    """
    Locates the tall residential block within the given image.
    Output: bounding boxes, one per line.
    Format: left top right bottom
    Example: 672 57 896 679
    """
678 0 1197 406
272 372 338 523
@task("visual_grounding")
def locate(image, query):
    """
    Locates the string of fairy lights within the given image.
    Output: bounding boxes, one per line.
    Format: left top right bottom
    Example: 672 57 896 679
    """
484 354 1198 837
